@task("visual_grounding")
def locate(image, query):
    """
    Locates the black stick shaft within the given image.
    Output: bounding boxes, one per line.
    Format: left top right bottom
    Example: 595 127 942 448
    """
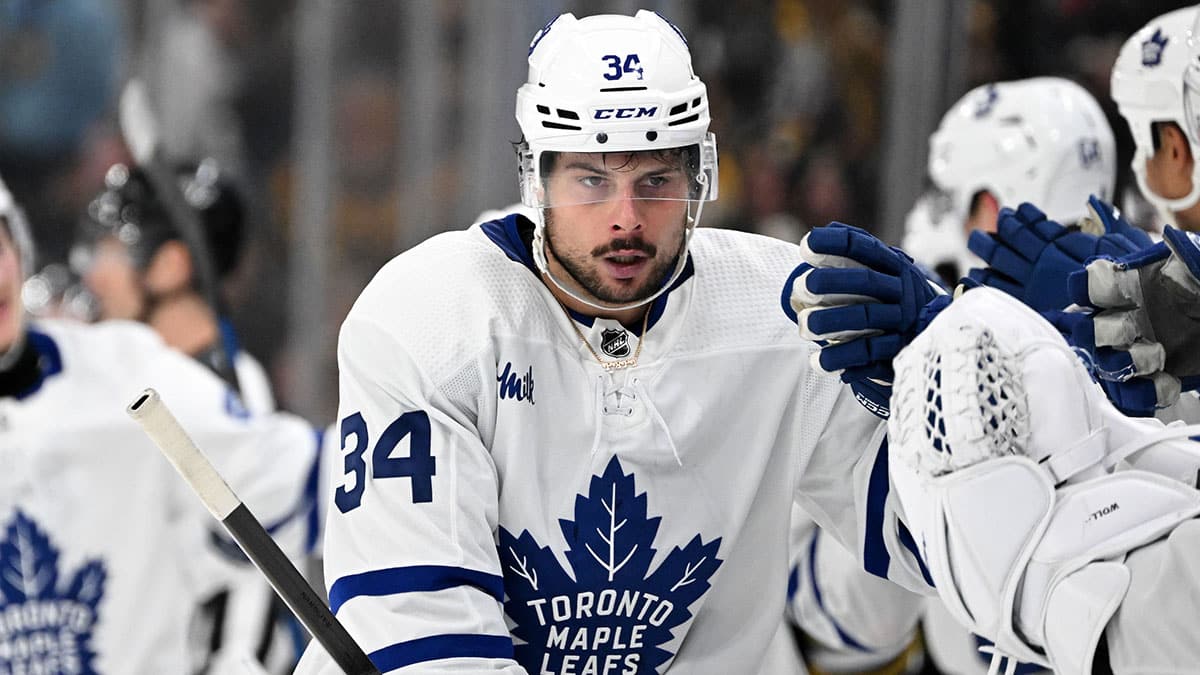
222 504 381 675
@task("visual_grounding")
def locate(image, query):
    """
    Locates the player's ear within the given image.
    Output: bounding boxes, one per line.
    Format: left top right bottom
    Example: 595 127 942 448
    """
966 190 1000 235
1161 123 1194 168
144 240 193 293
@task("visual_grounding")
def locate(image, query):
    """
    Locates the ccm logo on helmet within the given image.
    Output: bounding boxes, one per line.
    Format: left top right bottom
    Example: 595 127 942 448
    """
592 106 659 121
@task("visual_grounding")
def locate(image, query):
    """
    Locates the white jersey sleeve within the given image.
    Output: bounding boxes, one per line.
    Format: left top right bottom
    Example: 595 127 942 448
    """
786 508 921 656
791 376 934 595
296 311 523 674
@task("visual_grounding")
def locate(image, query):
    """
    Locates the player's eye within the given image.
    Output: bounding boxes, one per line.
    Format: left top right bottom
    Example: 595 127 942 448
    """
579 175 606 188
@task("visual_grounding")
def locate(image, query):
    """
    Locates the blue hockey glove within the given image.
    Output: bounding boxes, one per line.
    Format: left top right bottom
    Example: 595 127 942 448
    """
967 199 1150 312
784 222 946 418
1043 309 1170 416
1065 225 1200 410
1078 194 1154 250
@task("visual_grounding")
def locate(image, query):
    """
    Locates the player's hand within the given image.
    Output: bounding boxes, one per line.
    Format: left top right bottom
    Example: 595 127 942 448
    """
783 222 945 418
967 199 1149 312
1065 225 1200 409
1043 308 1173 416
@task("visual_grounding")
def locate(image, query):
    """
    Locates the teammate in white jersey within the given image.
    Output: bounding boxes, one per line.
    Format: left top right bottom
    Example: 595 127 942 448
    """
296 11 930 674
1111 5 1200 233
73 159 299 673
74 160 275 415
0 172 318 673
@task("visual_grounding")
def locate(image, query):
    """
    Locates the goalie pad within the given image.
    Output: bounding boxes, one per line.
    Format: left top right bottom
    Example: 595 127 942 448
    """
887 288 1200 674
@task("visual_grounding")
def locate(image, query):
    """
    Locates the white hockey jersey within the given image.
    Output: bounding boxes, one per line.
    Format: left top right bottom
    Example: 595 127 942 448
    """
0 319 317 674
298 216 923 674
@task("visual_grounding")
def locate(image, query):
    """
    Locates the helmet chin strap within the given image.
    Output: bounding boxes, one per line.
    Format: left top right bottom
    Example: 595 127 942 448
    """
533 198 705 313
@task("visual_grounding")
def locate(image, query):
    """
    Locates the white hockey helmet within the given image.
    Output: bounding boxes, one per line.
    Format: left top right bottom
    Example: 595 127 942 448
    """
1112 6 1200 213
0 174 35 280
515 10 718 311
900 189 976 284
0 173 35 367
928 77 1116 227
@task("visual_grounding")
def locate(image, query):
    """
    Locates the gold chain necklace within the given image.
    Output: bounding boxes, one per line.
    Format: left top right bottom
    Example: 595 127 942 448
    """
560 305 650 372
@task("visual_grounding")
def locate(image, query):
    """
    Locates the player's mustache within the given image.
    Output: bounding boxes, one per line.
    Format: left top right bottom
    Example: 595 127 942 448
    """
592 238 656 257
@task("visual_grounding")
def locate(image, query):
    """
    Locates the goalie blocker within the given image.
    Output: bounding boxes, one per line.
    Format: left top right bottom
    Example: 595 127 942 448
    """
887 288 1200 675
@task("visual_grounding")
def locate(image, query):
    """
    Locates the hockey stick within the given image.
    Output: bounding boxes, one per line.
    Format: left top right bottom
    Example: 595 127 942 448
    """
127 388 380 675
118 80 240 390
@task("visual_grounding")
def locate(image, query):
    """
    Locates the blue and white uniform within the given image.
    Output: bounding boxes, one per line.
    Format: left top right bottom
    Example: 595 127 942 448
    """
296 215 926 674
0 319 317 674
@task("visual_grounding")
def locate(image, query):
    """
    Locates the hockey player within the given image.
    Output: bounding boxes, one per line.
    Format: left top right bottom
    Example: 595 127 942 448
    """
1111 5 1200 232
0 172 317 673
903 77 1117 291
904 77 1123 675
296 11 929 674
73 160 275 414
74 161 313 672
788 219 1200 673
961 9 1200 415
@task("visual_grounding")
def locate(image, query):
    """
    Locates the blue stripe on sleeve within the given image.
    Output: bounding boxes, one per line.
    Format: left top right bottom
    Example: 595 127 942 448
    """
863 437 891 580
896 521 934 588
304 426 324 555
370 633 514 672
329 565 505 614
808 532 867 651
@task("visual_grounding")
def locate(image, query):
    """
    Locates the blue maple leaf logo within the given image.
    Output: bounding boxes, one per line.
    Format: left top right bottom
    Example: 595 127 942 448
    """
0 510 107 674
499 457 722 674
973 84 1000 118
1142 28 1169 67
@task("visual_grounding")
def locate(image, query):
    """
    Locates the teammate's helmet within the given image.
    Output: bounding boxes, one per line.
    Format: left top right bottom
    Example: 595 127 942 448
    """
515 10 718 310
1111 6 1200 213
76 159 245 280
0 174 35 280
901 189 973 287
929 77 1115 227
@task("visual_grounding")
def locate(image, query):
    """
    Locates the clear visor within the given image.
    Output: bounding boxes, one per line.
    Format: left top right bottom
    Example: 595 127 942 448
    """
522 134 718 209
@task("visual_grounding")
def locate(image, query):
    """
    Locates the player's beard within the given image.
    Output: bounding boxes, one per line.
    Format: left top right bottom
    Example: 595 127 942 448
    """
544 210 685 305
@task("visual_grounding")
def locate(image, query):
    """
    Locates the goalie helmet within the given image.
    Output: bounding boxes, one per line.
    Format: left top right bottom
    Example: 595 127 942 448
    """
928 77 1115 228
1111 6 1200 213
515 10 718 311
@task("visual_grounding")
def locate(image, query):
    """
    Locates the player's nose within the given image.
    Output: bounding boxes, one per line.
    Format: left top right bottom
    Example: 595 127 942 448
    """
610 192 642 232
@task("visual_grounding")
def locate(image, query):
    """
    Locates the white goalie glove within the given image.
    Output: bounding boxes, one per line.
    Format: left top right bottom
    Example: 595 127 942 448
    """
887 287 1200 675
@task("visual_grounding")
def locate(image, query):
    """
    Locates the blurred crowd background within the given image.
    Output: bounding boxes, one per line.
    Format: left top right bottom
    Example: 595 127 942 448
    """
0 0 1189 422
